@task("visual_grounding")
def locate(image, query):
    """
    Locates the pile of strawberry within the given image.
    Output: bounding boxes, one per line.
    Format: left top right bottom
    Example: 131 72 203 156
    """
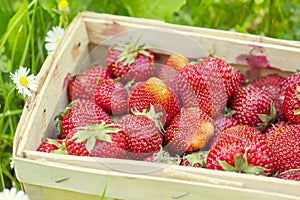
37 38 300 181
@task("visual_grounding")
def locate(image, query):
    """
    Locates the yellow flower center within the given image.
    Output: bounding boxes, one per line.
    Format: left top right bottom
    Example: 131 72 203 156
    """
58 0 69 10
20 76 28 87
55 38 60 44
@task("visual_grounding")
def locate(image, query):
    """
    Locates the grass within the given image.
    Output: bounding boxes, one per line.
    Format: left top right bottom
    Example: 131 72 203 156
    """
0 0 299 192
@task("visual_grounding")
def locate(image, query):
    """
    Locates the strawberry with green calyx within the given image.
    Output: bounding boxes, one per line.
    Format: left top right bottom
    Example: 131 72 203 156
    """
106 37 155 83
179 151 208 168
156 53 189 95
37 139 67 154
164 107 214 156
206 125 275 176
56 99 113 139
228 86 276 132
276 169 300 181
128 77 180 128
68 67 111 101
117 105 163 160
282 82 300 124
93 79 128 115
266 124 300 172
177 62 227 117
66 122 126 158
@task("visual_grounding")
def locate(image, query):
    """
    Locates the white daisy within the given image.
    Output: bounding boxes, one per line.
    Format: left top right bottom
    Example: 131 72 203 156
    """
10 66 37 97
0 187 29 200
45 26 65 53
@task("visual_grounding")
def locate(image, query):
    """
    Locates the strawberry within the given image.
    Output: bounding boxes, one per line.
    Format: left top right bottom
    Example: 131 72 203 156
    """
266 124 300 172
201 57 244 99
156 53 188 94
37 139 66 154
263 121 288 137
164 107 214 156
128 77 180 128
177 62 227 117
143 147 177 164
117 107 163 160
282 82 300 124
280 72 300 97
179 151 208 168
68 67 111 101
276 169 300 181
228 86 276 131
93 79 128 115
206 125 275 175
106 38 155 83
250 74 284 120
204 115 239 150
56 99 113 139
66 122 127 158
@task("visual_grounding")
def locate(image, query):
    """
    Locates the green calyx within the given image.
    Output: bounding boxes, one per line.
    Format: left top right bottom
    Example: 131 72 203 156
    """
256 101 277 132
132 104 165 134
181 151 208 167
218 149 266 175
294 85 300 115
151 146 177 164
71 121 120 153
46 138 68 154
113 36 153 67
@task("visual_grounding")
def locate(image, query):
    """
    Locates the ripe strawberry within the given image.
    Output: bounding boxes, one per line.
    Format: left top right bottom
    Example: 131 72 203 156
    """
228 86 276 131
177 62 227 117
206 125 275 175
276 169 300 181
179 151 208 168
156 53 188 94
66 122 127 158
106 38 155 83
164 107 214 156
250 74 284 120
117 108 163 160
280 73 300 97
128 77 180 128
68 67 111 101
93 79 128 115
282 82 300 124
37 139 66 154
201 57 244 99
56 99 113 139
263 121 288 137
204 115 239 150
266 124 300 172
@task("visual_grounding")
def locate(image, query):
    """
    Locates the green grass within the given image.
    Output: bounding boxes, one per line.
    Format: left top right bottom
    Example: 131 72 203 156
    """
0 0 299 191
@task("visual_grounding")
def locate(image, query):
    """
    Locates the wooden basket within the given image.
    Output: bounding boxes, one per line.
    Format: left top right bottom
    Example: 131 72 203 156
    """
13 12 300 200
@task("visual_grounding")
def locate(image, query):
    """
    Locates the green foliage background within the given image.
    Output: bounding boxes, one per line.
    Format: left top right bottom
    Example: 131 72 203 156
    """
0 0 299 190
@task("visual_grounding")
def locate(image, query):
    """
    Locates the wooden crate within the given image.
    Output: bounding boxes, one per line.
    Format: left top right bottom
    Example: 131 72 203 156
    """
12 12 300 200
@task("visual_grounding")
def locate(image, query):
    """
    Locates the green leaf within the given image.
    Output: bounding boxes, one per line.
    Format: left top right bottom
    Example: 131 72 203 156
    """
294 109 300 115
85 136 96 153
39 0 57 17
120 0 186 22
218 160 236 172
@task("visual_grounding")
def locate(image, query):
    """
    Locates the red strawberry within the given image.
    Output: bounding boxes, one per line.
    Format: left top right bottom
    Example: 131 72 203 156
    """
280 73 300 97
177 62 227 117
250 74 284 120
206 125 275 175
156 53 188 94
266 124 300 172
263 121 288 137
282 82 300 124
164 107 214 156
204 115 239 150
56 99 113 139
106 38 155 83
179 151 208 168
201 57 244 99
228 86 276 131
117 108 163 160
128 77 180 128
276 169 300 181
68 67 111 101
93 79 128 115
37 139 66 154
66 122 127 158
